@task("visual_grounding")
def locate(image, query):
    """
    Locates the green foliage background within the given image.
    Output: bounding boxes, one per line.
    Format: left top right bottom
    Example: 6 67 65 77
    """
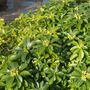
0 0 90 90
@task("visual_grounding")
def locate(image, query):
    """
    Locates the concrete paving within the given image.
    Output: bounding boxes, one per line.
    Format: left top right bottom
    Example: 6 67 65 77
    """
0 0 48 21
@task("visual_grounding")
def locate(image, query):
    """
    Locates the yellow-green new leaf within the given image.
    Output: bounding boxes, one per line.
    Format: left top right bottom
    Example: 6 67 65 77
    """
79 49 84 61
70 53 77 60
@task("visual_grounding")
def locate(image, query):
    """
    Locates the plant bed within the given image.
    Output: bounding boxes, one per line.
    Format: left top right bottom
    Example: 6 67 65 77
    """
0 0 90 89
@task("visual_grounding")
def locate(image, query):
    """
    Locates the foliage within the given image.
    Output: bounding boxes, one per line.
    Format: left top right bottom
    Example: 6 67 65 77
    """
0 0 90 89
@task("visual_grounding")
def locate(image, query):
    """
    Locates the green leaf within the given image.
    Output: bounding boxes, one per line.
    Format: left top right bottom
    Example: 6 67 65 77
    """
6 76 14 88
16 76 22 88
1 75 10 81
86 80 90 88
70 46 78 51
87 66 90 73
24 80 28 87
71 41 78 46
70 53 77 60
21 86 25 90
17 75 23 83
48 77 54 85
81 84 86 90
71 71 81 77
57 76 61 82
77 79 83 87
9 55 16 61
0 81 5 86
20 71 31 76
19 63 28 71
79 49 84 61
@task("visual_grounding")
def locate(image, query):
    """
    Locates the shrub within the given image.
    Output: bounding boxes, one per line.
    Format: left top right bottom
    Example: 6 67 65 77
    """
0 0 90 89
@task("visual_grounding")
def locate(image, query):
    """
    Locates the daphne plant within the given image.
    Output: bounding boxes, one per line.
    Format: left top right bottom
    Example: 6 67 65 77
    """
69 64 90 90
0 0 90 89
